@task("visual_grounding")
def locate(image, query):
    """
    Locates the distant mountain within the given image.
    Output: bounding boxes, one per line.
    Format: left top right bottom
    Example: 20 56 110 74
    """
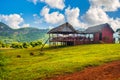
0 22 48 42
0 22 12 31
0 22 14 36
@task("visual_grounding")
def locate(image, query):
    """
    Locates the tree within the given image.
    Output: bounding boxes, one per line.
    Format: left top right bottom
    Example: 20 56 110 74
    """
30 40 42 47
10 42 23 48
22 42 31 48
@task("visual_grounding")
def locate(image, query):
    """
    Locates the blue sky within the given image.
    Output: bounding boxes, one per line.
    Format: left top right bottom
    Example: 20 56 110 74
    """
0 0 120 30
0 0 89 15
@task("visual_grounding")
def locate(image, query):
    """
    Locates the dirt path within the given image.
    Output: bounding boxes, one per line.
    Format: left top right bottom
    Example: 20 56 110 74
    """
48 60 120 80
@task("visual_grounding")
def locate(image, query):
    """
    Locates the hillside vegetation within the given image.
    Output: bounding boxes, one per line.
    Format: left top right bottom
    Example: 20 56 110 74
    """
0 40 42 48
0 22 48 42
0 44 120 80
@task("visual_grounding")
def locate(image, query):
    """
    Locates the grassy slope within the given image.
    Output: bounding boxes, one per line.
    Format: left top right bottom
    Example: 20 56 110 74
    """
0 44 120 80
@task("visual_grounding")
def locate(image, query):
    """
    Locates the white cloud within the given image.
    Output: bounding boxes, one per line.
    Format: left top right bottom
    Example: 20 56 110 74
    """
28 0 65 9
27 0 38 5
83 6 120 31
65 7 87 28
90 0 120 11
41 6 65 24
44 12 65 24
0 14 30 29
33 14 37 17
109 18 120 31
48 26 54 29
21 24 30 28
83 7 109 25
40 7 50 16
33 14 43 24
33 0 38 5
40 0 65 10
29 0 120 31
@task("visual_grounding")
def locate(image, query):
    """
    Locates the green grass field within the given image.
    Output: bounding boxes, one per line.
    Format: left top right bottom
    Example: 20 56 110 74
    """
1 44 120 80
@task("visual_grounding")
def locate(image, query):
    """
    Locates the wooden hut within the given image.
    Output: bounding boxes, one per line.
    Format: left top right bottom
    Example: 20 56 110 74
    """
47 22 79 46
85 23 114 43
47 22 114 46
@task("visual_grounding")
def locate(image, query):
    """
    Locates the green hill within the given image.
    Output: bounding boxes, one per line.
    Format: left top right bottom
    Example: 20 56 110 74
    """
0 22 48 42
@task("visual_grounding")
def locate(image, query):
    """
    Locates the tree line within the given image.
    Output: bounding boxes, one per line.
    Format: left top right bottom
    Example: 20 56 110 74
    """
0 40 42 48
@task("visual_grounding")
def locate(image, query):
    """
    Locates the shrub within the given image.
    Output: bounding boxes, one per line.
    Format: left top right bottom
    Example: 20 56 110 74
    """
30 41 42 47
0 40 42 49
30 52 34 56
10 42 23 48
22 42 32 48
16 55 21 58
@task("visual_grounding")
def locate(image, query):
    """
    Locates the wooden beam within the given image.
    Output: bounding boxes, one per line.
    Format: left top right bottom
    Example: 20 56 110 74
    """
49 34 50 47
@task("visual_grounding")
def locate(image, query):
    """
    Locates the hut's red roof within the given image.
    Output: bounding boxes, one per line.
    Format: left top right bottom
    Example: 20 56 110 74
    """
85 23 114 33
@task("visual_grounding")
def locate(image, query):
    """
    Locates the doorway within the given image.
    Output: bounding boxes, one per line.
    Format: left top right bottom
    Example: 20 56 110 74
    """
99 33 102 40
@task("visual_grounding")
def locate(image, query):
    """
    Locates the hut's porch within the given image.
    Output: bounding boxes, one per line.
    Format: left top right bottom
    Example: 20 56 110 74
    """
50 36 92 42
49 35 94 46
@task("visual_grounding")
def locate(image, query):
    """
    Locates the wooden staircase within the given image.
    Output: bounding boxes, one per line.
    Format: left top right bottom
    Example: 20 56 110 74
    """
40 38 49 51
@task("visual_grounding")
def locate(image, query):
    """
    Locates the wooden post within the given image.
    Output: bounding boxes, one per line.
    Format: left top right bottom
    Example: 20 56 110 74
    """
77 33 78 41
89 34 90 44
118 31 120 43
73 33 75 45
83 34 85 44
49 34 50 47
57 34 58 47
